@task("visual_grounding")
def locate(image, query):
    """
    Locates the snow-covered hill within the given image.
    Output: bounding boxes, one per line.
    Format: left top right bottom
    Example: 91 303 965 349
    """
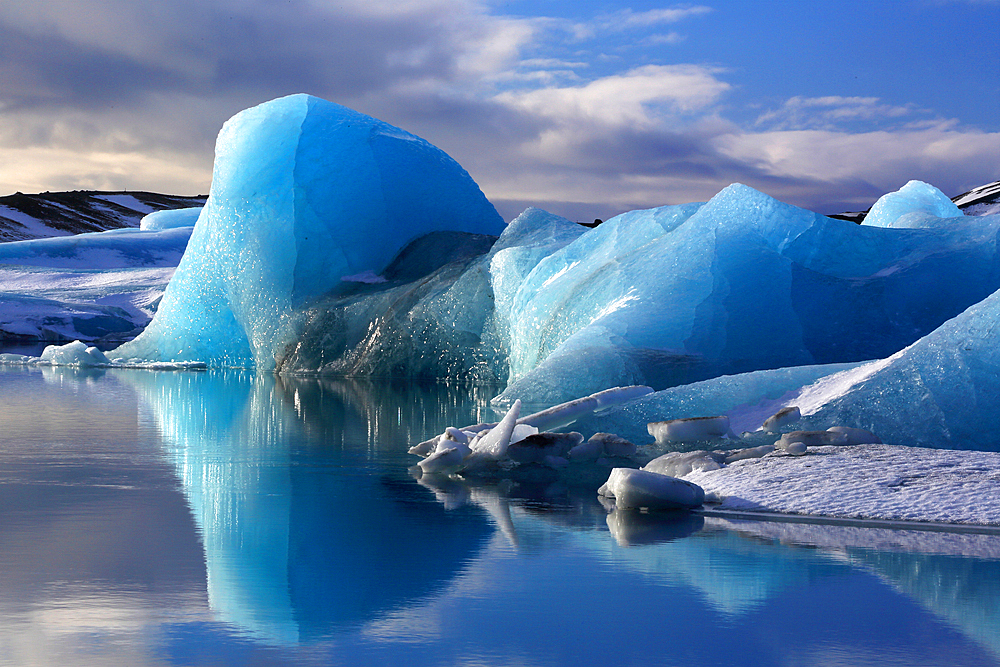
0 190 207 242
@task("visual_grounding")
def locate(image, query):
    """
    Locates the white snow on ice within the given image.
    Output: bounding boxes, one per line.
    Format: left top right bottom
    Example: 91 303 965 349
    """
683 444 1000 526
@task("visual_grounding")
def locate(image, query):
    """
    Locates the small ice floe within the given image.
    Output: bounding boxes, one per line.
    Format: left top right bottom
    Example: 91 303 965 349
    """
761 406 801 433
41 340 111 366
598 468 705 510
417 446 467 475
647 415 731 445
410 386 653 474
643 450 726 477
466 399 522 467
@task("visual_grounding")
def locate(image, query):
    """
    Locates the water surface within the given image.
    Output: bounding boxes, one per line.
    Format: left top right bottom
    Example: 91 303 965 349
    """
0 366 998 666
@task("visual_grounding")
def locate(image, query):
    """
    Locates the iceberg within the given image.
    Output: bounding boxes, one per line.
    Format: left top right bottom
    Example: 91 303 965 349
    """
863 180 963 228
491 183 1000 404
111 94 504 368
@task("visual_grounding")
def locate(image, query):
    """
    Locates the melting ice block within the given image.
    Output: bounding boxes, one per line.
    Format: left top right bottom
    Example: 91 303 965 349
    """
112 94 503 368
599 468 705 510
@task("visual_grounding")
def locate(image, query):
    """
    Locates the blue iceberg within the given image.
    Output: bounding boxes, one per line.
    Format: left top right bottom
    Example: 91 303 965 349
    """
491 183 1000 404
112 94 504 368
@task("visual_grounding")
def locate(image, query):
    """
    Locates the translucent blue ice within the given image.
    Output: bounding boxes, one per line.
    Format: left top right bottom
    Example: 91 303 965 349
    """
863 180 963 228
797 284 1000 449
139 206 202 231
112 94 503 368
492 184 1000 404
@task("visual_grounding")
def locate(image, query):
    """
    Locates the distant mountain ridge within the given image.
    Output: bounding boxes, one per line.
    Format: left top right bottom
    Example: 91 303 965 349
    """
0 180 997 242
0 190 207 242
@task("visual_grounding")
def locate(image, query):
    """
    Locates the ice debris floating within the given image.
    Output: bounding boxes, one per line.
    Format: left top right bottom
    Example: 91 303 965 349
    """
411 386 652 475
111 94 503 369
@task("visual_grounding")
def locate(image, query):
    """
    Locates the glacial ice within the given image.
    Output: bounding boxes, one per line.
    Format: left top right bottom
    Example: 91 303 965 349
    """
490 183 1000 404
139 206 202 231
111 94 504 368
863 180 963 228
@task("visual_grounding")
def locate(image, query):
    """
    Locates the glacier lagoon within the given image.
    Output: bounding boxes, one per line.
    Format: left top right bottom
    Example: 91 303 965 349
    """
1 365 999 667
3 94 1000 664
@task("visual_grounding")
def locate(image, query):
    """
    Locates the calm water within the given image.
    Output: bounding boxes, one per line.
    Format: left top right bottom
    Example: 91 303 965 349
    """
0 365 998 667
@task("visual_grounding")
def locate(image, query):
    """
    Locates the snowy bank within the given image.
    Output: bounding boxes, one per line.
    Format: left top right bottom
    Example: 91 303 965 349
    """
684 444 1000 526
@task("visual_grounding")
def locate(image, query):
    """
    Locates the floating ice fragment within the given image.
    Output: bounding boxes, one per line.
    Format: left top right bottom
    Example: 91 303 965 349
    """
469 399 521 461
506 431 582 464
647 416 731 445
517 385 653 432
40 340 111 366
417 446 466 475
587 432 636 458
599 468 705 510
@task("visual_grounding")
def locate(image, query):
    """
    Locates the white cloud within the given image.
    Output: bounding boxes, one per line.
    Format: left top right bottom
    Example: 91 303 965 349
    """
714 122 1000 206
756 96 919 131
496 64 730 127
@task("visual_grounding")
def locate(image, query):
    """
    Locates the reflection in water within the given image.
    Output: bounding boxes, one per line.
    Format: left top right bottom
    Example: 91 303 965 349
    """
121 371 497 644
5 365 1000 665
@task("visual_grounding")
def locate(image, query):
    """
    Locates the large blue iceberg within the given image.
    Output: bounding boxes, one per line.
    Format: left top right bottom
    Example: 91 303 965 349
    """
112 94 504 368
78 94 1000 450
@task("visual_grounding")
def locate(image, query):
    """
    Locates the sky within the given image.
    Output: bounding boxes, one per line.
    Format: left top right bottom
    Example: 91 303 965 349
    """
0 0 997 221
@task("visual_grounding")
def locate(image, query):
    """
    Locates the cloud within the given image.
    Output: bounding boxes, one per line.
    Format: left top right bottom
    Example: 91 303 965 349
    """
756 96 921 131
496 64 730 126
0 0 994 224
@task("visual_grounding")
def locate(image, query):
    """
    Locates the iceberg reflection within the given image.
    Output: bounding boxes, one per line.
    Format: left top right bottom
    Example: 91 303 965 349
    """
123 370 496 644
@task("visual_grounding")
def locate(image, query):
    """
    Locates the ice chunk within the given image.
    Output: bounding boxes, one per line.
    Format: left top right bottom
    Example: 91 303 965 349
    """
469 399 521 461
40 340 111 366
516 385 653 432
598 468 705 510
643 451 726 477
724 445 775 463
111 94 503 368
863 180 963 228
647 416 731 445
587 432 636 458
140 207 202 231
417 446 466 475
